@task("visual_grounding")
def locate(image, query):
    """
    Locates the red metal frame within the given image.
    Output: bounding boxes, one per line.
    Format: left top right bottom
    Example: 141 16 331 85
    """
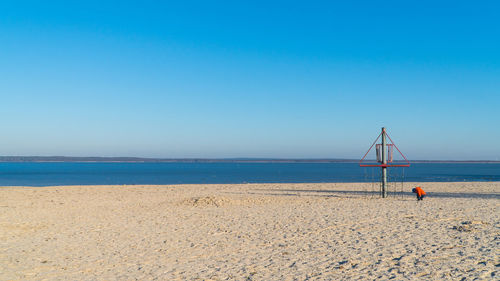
359 130 410 167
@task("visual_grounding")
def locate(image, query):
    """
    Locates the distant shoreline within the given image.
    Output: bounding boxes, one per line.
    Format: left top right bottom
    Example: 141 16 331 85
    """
0 156 499 163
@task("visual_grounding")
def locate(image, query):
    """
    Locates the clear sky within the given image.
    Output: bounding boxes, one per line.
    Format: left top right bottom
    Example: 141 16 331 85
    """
1 1 499 160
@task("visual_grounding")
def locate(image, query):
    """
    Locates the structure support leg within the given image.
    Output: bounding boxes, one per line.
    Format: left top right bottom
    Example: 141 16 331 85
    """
381 127 387 198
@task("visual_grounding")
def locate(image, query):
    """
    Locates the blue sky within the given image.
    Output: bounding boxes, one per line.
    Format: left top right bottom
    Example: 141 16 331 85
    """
1 1 499 160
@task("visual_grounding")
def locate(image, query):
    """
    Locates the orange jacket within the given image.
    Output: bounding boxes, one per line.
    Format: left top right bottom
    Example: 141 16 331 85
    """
415 186 426 197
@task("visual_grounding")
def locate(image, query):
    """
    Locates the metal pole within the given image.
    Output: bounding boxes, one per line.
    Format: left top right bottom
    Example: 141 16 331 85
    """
381 127 387 198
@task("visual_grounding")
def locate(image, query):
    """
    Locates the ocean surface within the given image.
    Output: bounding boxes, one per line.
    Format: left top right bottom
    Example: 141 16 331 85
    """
0 162 499 186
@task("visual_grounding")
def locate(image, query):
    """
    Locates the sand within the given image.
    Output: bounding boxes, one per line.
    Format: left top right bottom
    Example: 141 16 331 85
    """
1 182 498 280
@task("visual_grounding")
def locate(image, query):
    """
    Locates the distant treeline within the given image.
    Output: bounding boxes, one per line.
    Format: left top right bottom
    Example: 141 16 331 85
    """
0 156 357 163
0 156 498 163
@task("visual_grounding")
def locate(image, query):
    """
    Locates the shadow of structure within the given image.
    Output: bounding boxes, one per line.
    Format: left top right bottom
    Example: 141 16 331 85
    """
259 189 500 200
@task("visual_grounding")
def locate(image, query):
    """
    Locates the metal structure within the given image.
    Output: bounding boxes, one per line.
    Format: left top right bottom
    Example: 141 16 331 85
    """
359 127 410 198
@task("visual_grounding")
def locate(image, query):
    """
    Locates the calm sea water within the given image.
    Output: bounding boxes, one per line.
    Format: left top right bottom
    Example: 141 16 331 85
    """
0 162 499 186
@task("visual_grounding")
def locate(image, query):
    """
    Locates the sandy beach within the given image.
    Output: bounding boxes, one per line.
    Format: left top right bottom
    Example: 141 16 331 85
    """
1 182 498 280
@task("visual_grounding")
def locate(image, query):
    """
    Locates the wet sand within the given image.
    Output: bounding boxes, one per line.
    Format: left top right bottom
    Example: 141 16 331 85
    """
1 182 498 280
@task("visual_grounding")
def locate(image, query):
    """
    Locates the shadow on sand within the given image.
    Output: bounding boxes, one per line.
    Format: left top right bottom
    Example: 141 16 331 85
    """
257 189 500 200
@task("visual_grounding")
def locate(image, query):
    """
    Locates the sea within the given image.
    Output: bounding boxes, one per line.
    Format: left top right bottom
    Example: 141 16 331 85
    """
0 162 499 186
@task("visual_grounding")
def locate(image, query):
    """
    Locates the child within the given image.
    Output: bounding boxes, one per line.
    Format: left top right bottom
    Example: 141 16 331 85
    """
412 186 426 201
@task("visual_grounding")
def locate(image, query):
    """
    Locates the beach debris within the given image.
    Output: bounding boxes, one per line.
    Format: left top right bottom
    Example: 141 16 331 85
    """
180 196 231 207
452 225 473 232
335 260 350 269
452 221 488 232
